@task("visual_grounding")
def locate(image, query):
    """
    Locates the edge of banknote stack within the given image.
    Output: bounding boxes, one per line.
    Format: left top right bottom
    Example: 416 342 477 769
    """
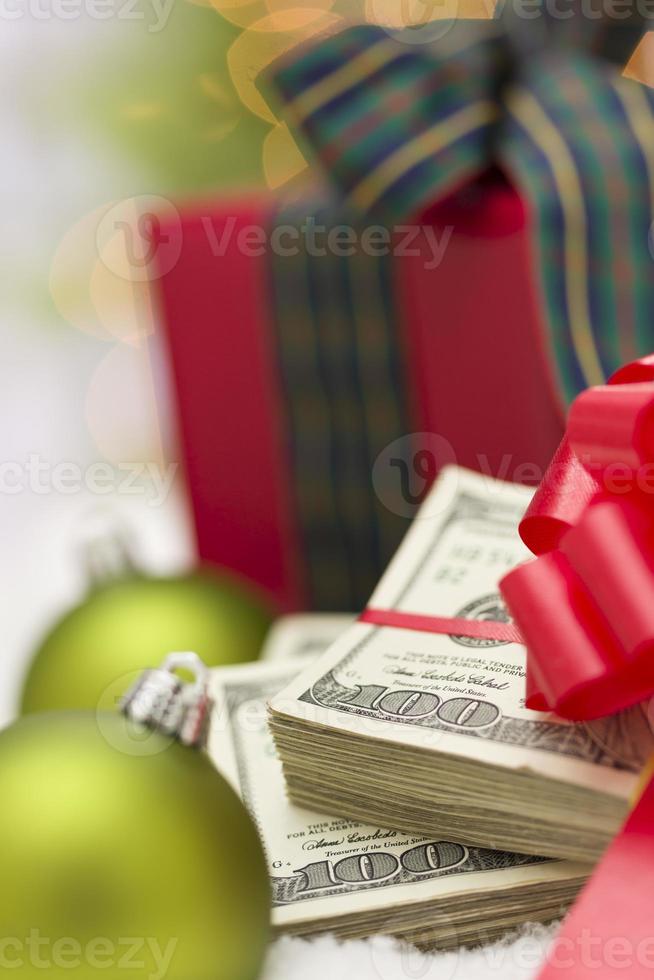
209 657 588 950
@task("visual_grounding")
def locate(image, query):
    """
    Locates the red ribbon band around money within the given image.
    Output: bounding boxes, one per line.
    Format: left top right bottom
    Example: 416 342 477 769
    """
359 608 522 644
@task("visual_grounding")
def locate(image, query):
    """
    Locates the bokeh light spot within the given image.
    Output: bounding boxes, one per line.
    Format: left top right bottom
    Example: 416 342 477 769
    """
119 103 165 121
227 9 344 122
366 0 495 27
263 121 308 187
624 32 654 88
206 0 270 30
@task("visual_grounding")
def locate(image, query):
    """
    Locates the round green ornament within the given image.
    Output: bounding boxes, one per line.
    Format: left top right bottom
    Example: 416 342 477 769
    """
0 698 270 979
21 535 273 715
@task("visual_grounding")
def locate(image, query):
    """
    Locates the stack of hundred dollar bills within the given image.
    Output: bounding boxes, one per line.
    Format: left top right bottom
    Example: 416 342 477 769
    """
208 467 652 949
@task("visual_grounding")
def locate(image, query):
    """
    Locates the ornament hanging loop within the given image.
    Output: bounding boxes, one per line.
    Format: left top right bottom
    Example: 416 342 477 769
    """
79 509 140 589
120 652 212 748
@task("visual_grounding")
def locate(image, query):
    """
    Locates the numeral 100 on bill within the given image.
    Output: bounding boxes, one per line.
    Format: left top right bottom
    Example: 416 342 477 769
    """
292 841 467 895
336 683 501 728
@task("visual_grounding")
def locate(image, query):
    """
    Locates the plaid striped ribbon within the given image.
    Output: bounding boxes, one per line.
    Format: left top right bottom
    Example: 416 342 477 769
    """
268 194 412 609
265 15 654 611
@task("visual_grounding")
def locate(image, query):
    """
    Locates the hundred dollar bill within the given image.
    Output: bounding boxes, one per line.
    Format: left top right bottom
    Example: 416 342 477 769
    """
208 658 587 947
268 467 654 862
262 614 356 664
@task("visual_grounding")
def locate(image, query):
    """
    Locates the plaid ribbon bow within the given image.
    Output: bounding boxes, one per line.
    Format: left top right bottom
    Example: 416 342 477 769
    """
264 13 654 611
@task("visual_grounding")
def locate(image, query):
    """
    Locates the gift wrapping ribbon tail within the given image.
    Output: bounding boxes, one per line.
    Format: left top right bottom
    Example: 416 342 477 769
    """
260 15 654 611
500 53 654 401
501 356 654 721
535 770 654 980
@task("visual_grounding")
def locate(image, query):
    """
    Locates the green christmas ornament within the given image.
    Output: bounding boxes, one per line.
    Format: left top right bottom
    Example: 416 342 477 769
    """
21 531 273 716
0 655 270 979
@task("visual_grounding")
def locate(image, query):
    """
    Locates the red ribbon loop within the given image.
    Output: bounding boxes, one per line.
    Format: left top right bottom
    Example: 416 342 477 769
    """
501 355 654 720
569 383 654 472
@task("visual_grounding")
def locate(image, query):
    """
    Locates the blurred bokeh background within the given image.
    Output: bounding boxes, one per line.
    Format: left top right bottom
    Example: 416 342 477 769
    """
0 0 354 726
1 7 268 726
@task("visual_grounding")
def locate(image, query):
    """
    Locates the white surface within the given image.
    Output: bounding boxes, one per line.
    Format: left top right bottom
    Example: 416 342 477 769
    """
263 925 557 980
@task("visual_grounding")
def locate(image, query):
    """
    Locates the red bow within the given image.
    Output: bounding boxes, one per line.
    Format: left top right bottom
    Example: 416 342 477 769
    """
501 355 654 721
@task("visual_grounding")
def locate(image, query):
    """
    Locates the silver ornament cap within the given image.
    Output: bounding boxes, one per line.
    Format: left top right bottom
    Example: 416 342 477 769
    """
120 652 212 747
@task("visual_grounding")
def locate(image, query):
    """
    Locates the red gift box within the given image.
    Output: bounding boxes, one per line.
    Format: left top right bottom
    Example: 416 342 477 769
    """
154 173 564 612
